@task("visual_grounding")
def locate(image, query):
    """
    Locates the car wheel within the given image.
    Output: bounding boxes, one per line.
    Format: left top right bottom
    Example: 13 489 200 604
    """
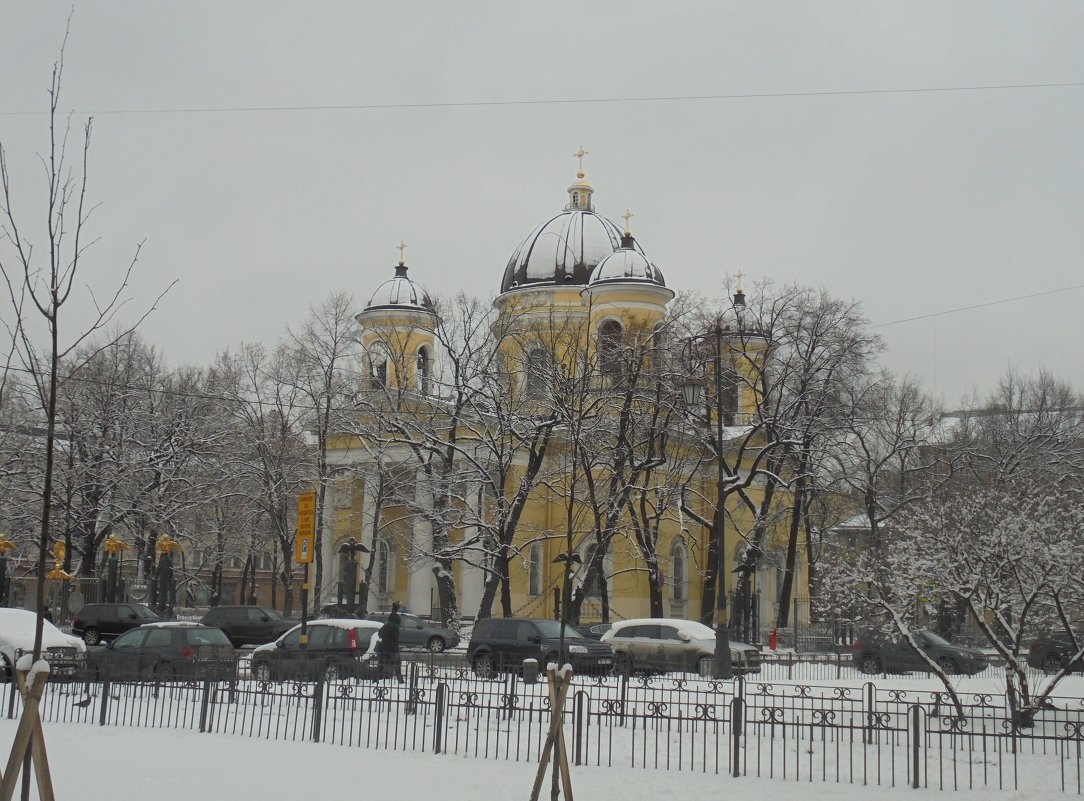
936 656 958 675
254 661 273 682
323 662 342 682
82 628 101 646
427 637 446 653
472 652 496 679
1042 655 1063 675
861 655 882 675
154 662 176 681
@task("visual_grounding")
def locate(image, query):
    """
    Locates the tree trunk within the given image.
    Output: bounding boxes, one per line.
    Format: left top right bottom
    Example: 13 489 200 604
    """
775 467 807 628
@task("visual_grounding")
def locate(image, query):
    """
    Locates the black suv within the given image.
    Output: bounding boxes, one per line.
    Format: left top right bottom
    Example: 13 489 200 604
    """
71 603 163 645
200 605 294 647
467 618 614 678
88 623 236 681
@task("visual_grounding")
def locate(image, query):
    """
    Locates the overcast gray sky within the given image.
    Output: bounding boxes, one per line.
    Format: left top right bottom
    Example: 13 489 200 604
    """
2 1 1082 406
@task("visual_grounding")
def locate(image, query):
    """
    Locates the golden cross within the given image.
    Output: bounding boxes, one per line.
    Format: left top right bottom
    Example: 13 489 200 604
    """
621 208 634 234
735 270 745 292
573 145 589 175
397 240 408 265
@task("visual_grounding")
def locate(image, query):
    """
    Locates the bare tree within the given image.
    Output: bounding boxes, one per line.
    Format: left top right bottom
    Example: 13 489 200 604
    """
0 35 170 657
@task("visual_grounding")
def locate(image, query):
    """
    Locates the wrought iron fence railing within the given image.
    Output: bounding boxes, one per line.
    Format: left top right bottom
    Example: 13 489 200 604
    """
7 656 1084 793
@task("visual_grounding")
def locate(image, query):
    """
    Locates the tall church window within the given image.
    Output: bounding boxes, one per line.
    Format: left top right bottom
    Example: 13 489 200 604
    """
598 320 624 385
720 363 739 425
582 544 601 599
525 348 552 400
529 542 544 596
671 541 687 602
368 352 388 389
377 539 396 594
417 346 432 395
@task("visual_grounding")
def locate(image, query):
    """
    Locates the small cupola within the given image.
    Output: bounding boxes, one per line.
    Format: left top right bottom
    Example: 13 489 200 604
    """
565 145 594 211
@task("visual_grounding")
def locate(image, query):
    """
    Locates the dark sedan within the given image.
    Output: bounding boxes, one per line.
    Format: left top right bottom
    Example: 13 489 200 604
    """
367 612 460 652
853 629 987 675
1028 636 1084 674
199 605 294 647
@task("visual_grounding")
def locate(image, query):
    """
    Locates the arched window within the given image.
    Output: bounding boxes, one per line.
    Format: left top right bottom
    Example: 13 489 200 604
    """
416 347 432 395
529 542 543 596
368 352 388 389
525 348 552 400
720 364 739 425
671 541 687 602
651 323 667 378
598 319 624 385
582 544 601 599
377 539 396 594
572 192 580 208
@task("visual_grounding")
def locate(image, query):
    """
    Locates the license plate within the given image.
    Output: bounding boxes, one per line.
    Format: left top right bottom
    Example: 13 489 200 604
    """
598 658 612 664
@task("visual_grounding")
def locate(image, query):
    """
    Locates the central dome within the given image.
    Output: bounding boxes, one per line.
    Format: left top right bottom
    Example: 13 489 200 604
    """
501 209 645 293
500 156 647 294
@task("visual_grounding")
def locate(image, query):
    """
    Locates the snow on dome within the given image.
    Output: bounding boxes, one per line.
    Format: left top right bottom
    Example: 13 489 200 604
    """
366 264 432 312
501 210 645 293
588 237 666 287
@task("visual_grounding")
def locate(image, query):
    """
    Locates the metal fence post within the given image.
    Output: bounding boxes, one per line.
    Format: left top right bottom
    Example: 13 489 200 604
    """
863 681 875 745
98 679 110 726
198 679 212 733
433 682 447 753
909 703 922 789
574 690 587 766
5 679 14 720
730 696 744 778
406 662 419 716
311 678 325 743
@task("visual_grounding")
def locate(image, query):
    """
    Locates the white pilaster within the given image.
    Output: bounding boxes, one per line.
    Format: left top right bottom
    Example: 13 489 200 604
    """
409 468 435 615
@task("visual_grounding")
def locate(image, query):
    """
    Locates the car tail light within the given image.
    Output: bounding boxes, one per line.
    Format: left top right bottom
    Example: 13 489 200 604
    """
72 618 81 628
348 629 358 651
852 640 860 649
178 646 195 660
1029 642 1040 653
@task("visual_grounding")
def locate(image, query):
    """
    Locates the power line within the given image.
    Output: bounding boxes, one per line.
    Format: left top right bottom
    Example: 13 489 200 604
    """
2 80 1082 118
873 281 1084 328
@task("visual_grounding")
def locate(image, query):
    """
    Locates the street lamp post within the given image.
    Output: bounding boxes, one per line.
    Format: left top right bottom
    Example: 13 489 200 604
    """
681 323 733 680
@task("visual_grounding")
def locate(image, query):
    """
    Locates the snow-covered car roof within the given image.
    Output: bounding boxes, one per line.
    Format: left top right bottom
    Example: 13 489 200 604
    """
252 618 380 653
0 608 86 657
603 618 757 650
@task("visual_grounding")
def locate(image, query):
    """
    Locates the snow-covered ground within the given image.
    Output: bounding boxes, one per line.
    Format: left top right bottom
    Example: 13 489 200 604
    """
0 718 1067 801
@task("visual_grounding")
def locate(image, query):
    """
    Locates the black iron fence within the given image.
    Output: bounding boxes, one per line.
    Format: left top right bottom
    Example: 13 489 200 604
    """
9 658 1084 793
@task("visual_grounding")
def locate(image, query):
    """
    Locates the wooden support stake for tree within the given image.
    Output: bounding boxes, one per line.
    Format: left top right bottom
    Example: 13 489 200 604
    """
529 665 574 801
0 665 55 801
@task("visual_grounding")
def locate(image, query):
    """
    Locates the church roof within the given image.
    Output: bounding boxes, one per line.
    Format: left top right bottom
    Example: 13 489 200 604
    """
588 231 666 287
365 262 432 312
500 147 647 294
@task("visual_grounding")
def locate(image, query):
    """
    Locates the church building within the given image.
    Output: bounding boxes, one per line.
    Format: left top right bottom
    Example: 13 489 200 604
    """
321 151 806 636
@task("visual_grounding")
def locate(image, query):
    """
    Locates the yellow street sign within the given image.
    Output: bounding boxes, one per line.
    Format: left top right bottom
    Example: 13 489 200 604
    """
296 491 316 564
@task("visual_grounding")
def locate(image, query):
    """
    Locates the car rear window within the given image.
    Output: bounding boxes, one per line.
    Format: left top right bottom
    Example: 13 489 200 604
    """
186 628 232 646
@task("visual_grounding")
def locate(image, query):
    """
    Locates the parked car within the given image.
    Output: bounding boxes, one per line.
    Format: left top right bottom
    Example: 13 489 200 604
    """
1028 635 1083 674
200 605 294 647
601 619 761 676
577 623 612 641
88 622 235 681
0 608 85 680
367 612 460 652
71 603 162 645
852 629 986 675
467 617 614 678
250 619 382 682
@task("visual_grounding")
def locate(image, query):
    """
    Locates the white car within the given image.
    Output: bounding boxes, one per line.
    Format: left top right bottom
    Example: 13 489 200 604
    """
601 618 761 676
0 608 86 679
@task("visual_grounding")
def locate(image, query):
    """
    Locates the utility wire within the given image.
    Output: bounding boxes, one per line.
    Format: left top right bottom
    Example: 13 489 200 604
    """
2 80 1082 117
873 281 1084 328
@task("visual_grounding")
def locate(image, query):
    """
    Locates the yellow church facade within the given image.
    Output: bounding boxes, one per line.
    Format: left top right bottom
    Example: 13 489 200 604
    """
321 154 807 635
